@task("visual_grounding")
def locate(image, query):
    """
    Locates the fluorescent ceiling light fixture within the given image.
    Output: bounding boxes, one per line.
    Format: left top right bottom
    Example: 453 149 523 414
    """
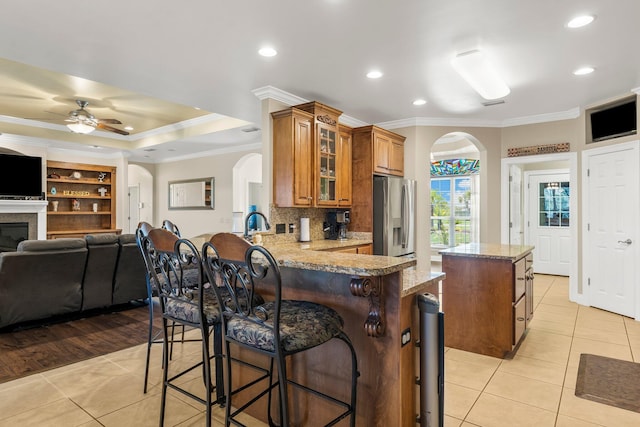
124 126 134 131
451 50 510 100
67 122 95 134
258 47 277 57
366 70 383 79
567 15 595 28
413 99 427 106
573 66 594 75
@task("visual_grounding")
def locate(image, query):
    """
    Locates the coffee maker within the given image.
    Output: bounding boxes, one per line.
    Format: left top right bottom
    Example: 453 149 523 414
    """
337 210 350 240
323 210 350 240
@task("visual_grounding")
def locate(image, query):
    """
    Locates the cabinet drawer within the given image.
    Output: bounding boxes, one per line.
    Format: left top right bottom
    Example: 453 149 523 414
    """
513 296 526 345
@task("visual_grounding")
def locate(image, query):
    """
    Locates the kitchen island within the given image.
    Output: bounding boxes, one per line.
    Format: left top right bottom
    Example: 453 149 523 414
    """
191 234 443 426
440 243 534 359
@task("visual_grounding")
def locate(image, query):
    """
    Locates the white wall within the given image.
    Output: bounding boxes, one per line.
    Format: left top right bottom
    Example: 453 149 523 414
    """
154 148 260 238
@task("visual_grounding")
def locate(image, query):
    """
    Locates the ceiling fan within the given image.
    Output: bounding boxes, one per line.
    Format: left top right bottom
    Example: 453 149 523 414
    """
63 100 129 135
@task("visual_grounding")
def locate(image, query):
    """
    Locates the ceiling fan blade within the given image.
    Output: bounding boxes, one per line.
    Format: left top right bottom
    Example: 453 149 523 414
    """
96 122 129 135
97 118 122 125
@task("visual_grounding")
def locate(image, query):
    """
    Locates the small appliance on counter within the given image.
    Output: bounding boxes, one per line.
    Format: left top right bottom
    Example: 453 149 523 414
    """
323 210 350 240
337 210 350 240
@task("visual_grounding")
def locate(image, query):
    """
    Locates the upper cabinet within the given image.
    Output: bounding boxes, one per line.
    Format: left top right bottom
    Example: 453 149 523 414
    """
272 107 314 207
272 101 352 208
337 124 353 207
351 125 406 232
356 125 406 177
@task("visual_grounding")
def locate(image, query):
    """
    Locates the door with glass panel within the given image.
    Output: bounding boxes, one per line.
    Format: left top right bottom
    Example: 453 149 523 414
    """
526 172 570 276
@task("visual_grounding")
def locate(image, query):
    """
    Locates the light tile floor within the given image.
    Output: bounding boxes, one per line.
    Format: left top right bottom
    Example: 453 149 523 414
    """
1 274 640 426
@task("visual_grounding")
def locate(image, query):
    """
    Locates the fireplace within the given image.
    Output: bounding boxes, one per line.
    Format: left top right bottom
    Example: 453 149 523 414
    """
0 222 29 251
0 200 48 241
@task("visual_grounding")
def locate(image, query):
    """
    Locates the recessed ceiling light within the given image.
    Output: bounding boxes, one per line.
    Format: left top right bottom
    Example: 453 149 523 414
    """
573 66 595 75
258 47 277 57
124 126 134 131
366 70 383 79
413 99 427 106
567 15 595 28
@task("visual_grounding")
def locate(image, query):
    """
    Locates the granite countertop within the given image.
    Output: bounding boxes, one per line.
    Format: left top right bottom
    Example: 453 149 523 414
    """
439 243 534 260
402 271 445 297
189 234 414 276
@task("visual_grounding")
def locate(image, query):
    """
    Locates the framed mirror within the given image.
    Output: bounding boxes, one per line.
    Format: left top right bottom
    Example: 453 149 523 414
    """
168 177 215 210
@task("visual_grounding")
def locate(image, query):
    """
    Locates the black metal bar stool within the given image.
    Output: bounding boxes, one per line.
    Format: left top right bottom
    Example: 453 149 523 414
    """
136 222 194 394
201 232 359 427
139 228 225 427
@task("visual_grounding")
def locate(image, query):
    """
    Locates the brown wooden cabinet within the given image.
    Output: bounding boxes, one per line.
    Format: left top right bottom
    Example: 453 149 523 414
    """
46 161 120 239
326 243 373 255
441 247 534 358
272 101 352 208
337 124 353 207
272 108 314 207
364 125 405 177
350 125 406 232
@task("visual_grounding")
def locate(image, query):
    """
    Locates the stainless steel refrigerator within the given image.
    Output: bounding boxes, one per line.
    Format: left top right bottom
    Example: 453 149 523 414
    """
373 176 416 257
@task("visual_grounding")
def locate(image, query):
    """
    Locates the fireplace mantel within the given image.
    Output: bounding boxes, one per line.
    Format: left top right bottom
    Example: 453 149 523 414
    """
0 200 48 240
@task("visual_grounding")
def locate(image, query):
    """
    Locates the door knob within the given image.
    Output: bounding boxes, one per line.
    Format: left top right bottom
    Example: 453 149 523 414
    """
618 239 632 244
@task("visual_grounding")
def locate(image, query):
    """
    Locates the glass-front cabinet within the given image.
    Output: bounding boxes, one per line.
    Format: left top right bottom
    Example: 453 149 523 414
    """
318 124 337 205
295 101 352 208
272 101 352 208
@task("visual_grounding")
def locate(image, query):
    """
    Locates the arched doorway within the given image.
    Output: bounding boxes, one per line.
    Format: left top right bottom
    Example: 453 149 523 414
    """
127 164 153 233
430 132 482 265
232 153 263 231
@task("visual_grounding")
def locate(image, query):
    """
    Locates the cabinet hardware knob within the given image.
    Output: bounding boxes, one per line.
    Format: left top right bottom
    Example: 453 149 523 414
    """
517 317 525 322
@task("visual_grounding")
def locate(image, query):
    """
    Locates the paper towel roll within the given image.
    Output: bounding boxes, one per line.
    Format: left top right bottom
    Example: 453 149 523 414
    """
300 217 310 242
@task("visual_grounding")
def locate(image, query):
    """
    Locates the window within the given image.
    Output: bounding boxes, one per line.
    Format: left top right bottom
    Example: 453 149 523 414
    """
431 176 475 248
538 181 570 227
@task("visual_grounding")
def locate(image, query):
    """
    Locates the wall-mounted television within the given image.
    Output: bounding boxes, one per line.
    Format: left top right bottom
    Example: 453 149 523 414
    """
0 153 43 198
588 97 637 143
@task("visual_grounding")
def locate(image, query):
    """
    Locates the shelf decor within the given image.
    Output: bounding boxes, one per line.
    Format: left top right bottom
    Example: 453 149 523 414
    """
46 161 119 239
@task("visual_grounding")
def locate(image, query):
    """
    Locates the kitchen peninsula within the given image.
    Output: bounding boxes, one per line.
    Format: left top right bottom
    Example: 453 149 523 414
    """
440 243 534 359
191 234 444 426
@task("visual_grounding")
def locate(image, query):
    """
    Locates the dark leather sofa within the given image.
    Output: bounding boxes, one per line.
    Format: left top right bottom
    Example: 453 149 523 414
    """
0 233 147 329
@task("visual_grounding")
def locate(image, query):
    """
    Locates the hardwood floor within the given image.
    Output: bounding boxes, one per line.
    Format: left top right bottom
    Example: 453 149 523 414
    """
0 302 159 384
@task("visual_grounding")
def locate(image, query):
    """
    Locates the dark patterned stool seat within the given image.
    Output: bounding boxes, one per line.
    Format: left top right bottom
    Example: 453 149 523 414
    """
202 232 359 427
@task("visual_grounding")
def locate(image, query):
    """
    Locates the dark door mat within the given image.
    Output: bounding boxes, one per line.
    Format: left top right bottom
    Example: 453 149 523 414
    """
575 353 640 413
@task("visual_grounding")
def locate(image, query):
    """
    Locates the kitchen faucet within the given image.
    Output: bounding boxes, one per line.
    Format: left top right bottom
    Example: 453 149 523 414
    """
244 211 271 241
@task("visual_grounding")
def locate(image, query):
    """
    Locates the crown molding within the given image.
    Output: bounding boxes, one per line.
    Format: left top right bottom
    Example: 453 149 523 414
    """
376 107 581 130
252 86 368 128
252 86 307 105
129 113 227 141
501 107 580 127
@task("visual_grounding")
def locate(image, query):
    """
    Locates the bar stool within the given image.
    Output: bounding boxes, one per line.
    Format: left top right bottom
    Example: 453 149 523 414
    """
162 219 181 237
136 222 162 394
139 228 224 427
136 223 191 394
202 233 359 426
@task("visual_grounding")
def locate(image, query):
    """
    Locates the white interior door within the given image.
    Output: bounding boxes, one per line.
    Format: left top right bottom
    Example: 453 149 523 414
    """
128 185 140 234
526 172 570 276
509 165 523 245
584 142 639 318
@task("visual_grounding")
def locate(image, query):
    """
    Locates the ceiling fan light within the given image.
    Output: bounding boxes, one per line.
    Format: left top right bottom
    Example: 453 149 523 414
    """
67 122 95 134
452 50 510 100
